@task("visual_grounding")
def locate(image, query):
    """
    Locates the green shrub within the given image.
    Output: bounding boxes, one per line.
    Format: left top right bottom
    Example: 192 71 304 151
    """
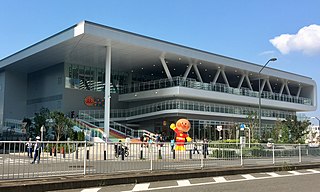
210 149 237 158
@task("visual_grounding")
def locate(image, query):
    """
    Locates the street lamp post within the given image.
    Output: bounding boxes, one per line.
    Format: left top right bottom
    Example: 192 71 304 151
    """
258 58 277 140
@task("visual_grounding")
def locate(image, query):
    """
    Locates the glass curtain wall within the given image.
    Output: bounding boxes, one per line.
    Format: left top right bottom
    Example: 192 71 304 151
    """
65 63 129 93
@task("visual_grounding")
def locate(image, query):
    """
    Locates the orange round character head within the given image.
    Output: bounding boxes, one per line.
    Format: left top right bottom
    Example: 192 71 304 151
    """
176 119 191 132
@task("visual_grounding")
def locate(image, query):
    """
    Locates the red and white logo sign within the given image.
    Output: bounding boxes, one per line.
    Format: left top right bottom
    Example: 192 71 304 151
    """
84 96 95 106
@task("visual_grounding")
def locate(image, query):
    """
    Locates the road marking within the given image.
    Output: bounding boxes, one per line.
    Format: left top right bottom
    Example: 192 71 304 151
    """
177 180 191 186
121 170 320 192
213 176 227 183
266 172 280 177
132 183 150 191
241 174 255 179
81 188 101 192
288 171 302 175
307 169 320 173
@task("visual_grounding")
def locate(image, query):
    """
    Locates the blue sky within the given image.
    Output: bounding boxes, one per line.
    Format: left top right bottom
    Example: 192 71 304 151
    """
1 0 319 124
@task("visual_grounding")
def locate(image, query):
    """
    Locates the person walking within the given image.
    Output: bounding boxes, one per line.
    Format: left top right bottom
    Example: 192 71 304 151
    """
193 140 200 154
31 136 41 164
26 138 33 158
203 138 209 155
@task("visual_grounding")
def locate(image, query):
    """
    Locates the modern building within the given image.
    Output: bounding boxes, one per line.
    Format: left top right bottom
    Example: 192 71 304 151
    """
0 21 317 141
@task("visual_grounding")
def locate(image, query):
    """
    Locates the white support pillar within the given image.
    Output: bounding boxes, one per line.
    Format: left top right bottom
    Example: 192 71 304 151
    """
266 79 273 93
104 46 111 139
183 64 193 80
260 79 266 94
221 70 230 87
237 75 245 89
193 64 203 83
212 69 221 85
160 57 172 80
245 75 253 90
296 86 302 98
285 83 291 96
279 83 285 96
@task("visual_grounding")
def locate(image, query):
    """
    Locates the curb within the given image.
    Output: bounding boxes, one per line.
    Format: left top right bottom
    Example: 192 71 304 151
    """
1 163 320 192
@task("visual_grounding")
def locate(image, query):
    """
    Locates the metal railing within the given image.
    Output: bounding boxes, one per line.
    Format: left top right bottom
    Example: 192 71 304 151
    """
1 141 320 180
79 99 295 122
120 76 312 106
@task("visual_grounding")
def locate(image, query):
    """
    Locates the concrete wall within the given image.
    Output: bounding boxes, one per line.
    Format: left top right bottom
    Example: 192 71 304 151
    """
0 72 5 127
4 70 27 120
26 63 64 117
63 88 105 116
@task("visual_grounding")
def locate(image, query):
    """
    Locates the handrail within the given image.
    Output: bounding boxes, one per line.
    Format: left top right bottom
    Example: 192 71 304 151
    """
76 115 153 139
80 99 295 121
119 76 312 106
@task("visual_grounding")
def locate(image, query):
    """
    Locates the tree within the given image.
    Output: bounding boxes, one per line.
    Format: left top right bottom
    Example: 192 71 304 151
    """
33 107 50 138
51 111 73 141
247 111 258 141
285 116 310 143
272 116 310 144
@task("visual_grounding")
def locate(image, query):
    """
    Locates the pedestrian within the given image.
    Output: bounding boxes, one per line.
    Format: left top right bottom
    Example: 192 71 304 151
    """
193 140 200 154
140 135 144 147
26 138 33 158
118 140 124 156
203 138 209 155
31 136 41 164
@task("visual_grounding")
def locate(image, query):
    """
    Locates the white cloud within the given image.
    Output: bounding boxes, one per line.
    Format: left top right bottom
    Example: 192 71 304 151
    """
259 50 276 56
270 24 320 55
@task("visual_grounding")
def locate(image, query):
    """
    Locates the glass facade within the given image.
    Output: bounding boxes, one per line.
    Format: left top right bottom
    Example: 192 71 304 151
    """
66 63 308 140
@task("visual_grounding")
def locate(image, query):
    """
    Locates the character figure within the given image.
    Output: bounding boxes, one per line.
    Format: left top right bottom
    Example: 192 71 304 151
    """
170 119 192 151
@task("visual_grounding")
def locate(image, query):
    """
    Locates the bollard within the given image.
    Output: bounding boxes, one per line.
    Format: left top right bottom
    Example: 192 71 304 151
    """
121 150 125 160
158 149 162 159
189 149 192 159
61 147 65 158
76 149 78 159
104 150 107 160
86 150 89 160
63 150 66 158
173 149 175 159
49 149 52 156
140 149 143 159
54 147 57 157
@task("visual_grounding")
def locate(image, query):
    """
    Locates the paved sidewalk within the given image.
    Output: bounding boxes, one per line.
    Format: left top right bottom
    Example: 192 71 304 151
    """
1 162 320 192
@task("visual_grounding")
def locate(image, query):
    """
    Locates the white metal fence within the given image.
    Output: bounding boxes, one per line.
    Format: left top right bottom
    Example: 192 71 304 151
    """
0 141 320 180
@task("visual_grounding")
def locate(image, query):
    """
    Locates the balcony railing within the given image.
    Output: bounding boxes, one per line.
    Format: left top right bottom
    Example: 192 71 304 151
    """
120 77 312 106
79 99 295 121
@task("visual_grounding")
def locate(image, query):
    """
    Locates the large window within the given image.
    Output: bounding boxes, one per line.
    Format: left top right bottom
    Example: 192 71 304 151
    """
65 63 128 93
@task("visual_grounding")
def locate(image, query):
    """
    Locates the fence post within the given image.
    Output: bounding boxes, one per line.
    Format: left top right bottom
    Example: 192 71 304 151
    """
298 143 301 163
150 143 153 171
272 144 275 165
83 141 87 175
200 150 204 169
240 144 243 166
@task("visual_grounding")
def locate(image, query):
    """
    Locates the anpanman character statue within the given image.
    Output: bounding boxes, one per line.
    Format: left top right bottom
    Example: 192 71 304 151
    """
170 119 192 151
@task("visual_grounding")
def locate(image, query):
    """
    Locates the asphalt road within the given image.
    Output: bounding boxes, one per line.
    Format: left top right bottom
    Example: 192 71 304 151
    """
1 151 320 180
51 168 320 192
